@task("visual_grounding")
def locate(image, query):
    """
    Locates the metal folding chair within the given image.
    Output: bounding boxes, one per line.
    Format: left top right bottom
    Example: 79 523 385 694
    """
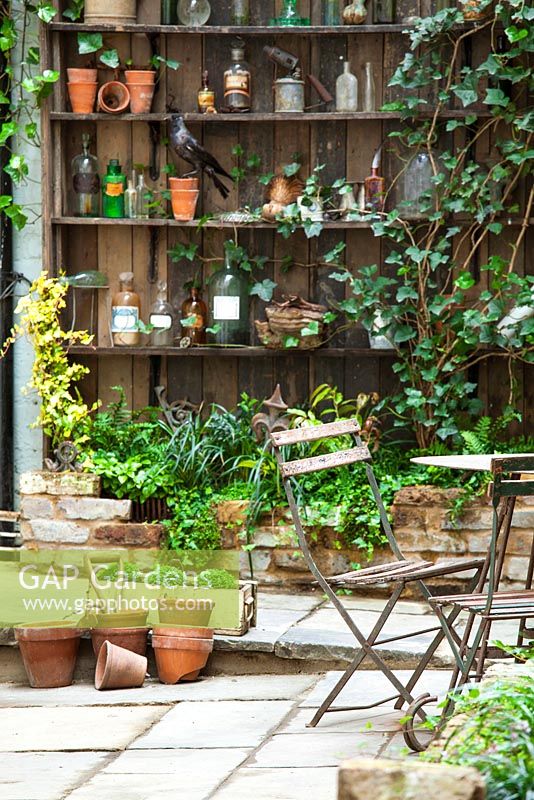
429 456 534 702
270 419 485 741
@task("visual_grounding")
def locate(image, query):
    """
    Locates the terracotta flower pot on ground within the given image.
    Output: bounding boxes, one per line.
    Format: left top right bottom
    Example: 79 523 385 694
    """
170 188 200 222
94 640 147 690
90 626 150 658
124 70 156 85
169 177 199 191
15 624 85 689
127 84 155 114
67 68 98 83
84 0 137 25
68 82 98 114
152 633 213 684
98 81 130 114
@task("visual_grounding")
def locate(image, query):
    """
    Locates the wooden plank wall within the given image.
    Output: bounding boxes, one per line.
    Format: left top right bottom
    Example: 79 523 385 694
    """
46 0 532 434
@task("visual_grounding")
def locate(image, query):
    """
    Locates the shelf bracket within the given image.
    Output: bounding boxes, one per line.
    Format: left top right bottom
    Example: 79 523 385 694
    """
148 228 159 284
148 121 161 182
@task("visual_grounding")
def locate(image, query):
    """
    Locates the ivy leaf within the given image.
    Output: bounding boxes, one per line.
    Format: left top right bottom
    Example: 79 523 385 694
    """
505 25 528 43
206 324 221 335
77 32 103 55
37 3 57 23
301 321 319 337
283 162 301 177
258 172 275 186
303 220 323 239
393 325 416 343
323 312 337 324
0 121 18 144
99 49 120 69
323 242 346 263
168 242 198 262
483 88 509 108
283 335 300 348
250 279 277 302
180 315 197 328
455 271 475 290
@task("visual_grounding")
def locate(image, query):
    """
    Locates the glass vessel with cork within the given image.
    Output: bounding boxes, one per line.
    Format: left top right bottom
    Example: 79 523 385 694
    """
111 272 141 347
71 134 100 217
224 39 251 112
102 159 126 218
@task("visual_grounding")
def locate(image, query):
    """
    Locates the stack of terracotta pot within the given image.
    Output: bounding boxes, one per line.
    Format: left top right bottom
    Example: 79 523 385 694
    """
67 68 98 115
124 70 156 114
67 68 156 115
170 177 200 222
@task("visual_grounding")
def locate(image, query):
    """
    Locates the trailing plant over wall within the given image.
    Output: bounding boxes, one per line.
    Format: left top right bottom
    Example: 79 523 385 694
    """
0 271 99 447
329 0 533 448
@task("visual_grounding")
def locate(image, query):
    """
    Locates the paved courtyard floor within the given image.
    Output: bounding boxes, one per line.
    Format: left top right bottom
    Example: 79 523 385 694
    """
0 670 452 800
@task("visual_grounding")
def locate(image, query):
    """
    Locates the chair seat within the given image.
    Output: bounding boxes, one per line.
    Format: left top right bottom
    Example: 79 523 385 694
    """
327 557 485 587
430 590 534 619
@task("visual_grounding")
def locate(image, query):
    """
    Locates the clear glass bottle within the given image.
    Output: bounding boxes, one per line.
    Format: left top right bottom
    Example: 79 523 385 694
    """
150 281 174 346
336 60 358 112
161 0 177 23
232 0 250 24
102 159 126 218
125 178 138 219
177 0 211 25
208 247 250 345
322 0 341 24
181 285 208 345
373 0 395 23
71 134 100 217
362 62 376 112
224 40 251 112
399 151 436 219
111 272 141 346
198 70 215 113
136 173 150 219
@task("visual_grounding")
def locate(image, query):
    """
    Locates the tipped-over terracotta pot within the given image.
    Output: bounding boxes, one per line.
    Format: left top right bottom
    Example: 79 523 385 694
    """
128 83 155 114
68 82 98 114
67 68 98 83
90 626 150 658
124 70 156 85
152 633 213 684
98 81 130 114
95 640 147 690
170 189 200 222
15 624 85 688
169 177 199 191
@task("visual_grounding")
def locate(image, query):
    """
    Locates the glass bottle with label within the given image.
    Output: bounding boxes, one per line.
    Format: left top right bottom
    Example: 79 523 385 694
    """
71 134 100 217
198 70 215 113
365 149 386 212
111 272 141 346
181 285 208 345
102 159 126 218
224 40 251 112
232 0 250 24
373 0 395 23
150 281 174 346
208 247 250 345
362 62 376 111
336 60 358 112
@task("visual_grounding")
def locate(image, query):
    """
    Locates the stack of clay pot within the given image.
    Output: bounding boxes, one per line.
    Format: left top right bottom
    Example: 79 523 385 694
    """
124 70 156 114
152 626 214 684
169 177 200 221
67 68 98 114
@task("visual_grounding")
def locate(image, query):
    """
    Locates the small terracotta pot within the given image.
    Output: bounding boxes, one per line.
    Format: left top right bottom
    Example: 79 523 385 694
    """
152 634 213 684
128 83 155 114
67 68 98 83
169 177 200 191
68 82 98 114
124 70 156 85
170 189 200 222
15 625 85 689
98 81 130 114
90 626 150 658
95 640 147 690
153 625 214 639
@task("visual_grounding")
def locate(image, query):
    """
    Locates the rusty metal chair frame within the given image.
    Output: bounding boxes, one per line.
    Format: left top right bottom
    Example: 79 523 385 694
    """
428 456 534 704
270 419 484 737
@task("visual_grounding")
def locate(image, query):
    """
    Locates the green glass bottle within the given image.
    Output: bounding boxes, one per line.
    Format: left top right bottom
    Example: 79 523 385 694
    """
208 247 250 346
102 159 126 218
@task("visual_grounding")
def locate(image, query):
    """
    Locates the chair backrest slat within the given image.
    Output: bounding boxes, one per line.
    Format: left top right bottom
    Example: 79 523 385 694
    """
280 445 371 478
491 455 534 499
271 419 360 448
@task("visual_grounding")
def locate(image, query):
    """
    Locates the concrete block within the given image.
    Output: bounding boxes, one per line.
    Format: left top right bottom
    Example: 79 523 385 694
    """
26 519 90 544
58 497 131 521
20 496 56 519
20 471 101 497
338 758 485 800
92 523 163 547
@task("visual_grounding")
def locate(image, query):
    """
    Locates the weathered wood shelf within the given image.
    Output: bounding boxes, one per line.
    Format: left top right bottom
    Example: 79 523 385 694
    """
51 216 374 229
69 346 395 358
51 23 414 34
50 110 492 123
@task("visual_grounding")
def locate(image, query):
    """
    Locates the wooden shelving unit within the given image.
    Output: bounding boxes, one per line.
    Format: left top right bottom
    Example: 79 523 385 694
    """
42 0 530 420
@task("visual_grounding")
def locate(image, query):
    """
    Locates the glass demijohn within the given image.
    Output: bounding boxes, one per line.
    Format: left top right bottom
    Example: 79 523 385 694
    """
177 0 211 26
208 248 250 346
71 134 100 217
150 281 174 347
336 61 358 112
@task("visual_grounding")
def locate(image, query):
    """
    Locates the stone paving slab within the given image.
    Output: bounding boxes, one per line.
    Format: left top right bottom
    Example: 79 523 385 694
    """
66 749 252 800
211 766 339 800
131 700 294 750
323 597 432 615
215 608 312 653
1 752 110 800
250 731 386 768
279 706 403 734
0 675 315 707
259 592 324 612
1 706 169 752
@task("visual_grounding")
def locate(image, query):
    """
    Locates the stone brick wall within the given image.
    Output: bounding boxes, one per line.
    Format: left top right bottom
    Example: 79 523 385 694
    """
20 471 163 549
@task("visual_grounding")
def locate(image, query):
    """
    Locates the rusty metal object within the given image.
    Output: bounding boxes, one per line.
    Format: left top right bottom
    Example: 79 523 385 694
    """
155 385 203 432
251 384 290 443
44 441 83 473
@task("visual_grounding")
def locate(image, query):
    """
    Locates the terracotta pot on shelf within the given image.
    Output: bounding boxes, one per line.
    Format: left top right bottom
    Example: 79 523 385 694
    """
169 177 199 191
94 640 148 690
98 81 130 114
67 68 98 83
127 84 156 114
84 0 137 25
152 632 214 684
90 626 150 658
124 70 156 85
15 624 85 689
68 82 98 114
170 188 200 222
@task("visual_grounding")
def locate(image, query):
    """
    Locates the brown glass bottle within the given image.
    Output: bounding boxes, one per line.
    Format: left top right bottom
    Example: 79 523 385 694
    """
181 287 207 345
111 272 141 346
365 166 386 213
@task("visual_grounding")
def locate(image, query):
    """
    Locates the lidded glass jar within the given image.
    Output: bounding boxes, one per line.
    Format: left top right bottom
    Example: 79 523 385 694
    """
71 134 100 217
208 245 250 345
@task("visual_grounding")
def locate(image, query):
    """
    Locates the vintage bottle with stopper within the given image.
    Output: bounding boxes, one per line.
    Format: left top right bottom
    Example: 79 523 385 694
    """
198 70 215 113
364 147 386 212
180 283 208 345
208 244 249 345
149 281 174 346
224 39 251 112
102 159 126 218
111 272 141 346
71 134 100 217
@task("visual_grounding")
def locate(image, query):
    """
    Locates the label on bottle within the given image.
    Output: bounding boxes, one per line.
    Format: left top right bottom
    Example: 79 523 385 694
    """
213 296 240 321
73 174 100 195
149 313 172 330
111 305 139 333
105 182 124 197
198 90 215 112
224 73 250 99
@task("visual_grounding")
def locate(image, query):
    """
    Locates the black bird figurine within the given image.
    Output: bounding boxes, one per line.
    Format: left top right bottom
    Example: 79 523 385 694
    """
169 113 233 200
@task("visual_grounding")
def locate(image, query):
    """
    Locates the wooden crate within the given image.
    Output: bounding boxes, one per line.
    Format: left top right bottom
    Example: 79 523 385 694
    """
214 580 258 637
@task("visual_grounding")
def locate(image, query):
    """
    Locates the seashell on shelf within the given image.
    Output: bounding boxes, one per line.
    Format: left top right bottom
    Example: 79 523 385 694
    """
266 175 304 205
